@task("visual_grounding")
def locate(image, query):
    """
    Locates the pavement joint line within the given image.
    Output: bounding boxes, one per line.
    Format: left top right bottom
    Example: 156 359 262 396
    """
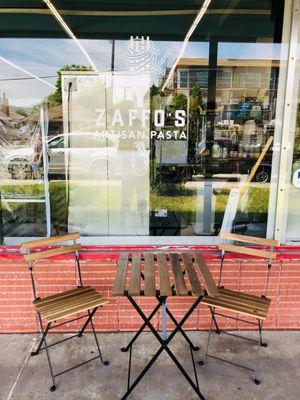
5 336 38 400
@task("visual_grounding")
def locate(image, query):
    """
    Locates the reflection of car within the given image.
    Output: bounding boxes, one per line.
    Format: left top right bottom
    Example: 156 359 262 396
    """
47 133 117 178
197 138 273 183
3 133 119 179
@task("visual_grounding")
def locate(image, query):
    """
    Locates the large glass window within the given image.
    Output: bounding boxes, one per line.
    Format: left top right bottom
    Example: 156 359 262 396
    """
0 0 294 243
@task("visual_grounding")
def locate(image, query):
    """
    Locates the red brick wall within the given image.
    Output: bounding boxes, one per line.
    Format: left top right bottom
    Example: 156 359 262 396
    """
0 246 299 333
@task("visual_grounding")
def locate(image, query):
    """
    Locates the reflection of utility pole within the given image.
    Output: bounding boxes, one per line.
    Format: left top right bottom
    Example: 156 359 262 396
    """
207 37 218 140
111 40 115 72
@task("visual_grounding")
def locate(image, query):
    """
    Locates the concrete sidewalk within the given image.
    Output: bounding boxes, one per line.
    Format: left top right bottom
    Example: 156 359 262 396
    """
1 331 299 400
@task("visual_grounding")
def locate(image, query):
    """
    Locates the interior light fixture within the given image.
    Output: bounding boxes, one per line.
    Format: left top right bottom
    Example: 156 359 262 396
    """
43 0 98 72
0 55 55 88
162 0 212 91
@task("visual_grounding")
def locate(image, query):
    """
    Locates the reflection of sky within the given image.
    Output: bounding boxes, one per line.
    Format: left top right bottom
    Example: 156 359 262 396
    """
0 38 288 108
219 43 286 60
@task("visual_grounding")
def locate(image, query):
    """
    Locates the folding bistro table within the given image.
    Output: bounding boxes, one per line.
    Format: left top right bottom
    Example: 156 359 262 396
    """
113 252 206 400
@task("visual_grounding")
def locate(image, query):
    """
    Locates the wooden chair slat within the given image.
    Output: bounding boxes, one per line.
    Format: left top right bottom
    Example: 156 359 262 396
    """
193 254 219 297
128 254 141 296
35 291 100 313
219 288 271 305
34 287 93 310
218 244 276 259
24 244 81 262
43 297 109 323
157 254 172 296
181 254 204 296
144 253 156 296
21 233 80 249
169 254 188 296
219 232 278 247
34 286 108 323
33 286 91 307
202 296 268 320
113 253 129 295
217 292 270 312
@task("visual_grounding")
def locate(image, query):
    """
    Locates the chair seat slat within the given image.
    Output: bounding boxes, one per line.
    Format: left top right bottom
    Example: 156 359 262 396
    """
219 288 271 305
202 296 269 320
35 291 100 313
43 298 108 323
33 286 108 323
34 286 91 307
216 291 270 312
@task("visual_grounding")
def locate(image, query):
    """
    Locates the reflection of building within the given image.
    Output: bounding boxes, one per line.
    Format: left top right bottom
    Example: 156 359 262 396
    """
173 58 279 119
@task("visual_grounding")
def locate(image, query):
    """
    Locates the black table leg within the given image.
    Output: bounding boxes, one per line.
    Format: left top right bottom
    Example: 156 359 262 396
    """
121 295 205 400
161 297 200 351
121 301 162 352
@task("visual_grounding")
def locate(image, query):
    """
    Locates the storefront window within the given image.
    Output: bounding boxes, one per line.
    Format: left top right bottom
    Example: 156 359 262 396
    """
0 1 294 243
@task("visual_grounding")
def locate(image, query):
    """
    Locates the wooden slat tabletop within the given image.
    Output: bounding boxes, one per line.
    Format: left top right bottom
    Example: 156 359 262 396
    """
113 253 129 295
128 254 141 296
157 254 172 296
112 252 204 298
181 254 204 296
144 253 156 296
170 253 188 296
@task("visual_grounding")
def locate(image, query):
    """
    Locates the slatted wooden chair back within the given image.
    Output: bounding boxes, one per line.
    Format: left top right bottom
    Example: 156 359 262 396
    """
218 232 278 295
21 233 81 300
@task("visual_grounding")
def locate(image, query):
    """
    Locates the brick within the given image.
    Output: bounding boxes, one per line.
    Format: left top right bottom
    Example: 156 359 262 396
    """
0 245 300 332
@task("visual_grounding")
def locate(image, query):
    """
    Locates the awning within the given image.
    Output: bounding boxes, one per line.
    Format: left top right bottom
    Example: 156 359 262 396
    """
0 1 283 41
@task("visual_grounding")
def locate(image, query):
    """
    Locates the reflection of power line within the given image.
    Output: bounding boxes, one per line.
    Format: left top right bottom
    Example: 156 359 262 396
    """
0 76 56 81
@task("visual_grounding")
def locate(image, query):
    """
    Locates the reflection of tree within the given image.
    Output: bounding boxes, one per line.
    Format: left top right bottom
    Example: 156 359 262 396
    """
294 103 300 160
171 92 187 111
48 65 92 107
190 84 203 118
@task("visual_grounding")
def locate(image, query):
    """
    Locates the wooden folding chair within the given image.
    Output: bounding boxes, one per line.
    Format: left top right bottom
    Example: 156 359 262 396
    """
21 233 109 392
218 232 278 298
194 253 274 384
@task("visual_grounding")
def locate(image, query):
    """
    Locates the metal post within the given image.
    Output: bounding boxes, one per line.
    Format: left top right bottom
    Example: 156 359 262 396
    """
162 297 167 341
40 104 51 237
274 0 300 243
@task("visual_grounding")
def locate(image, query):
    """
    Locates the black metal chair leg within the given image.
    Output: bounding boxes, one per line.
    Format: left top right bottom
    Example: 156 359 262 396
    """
31 322 51 356
198 312 214 366
88 309 109 366
258 321 268 347
210 307 221 334
37 315 56 391
78 307 98 337
254 320 263 385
